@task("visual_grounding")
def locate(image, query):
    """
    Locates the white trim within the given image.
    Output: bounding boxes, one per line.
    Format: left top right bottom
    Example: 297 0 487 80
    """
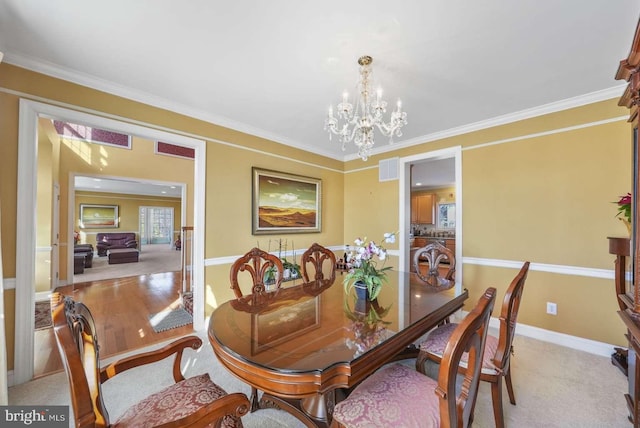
2 279 15 291
0 86 343 174
4 53 625 163
460 310 616 358
398 147 463 295
462 116 628 152
15 99 38 384
15 99 206 385
202 254 622 282
462 256 618 280
204 245 347 267
344 87 626 161
34 291 51 302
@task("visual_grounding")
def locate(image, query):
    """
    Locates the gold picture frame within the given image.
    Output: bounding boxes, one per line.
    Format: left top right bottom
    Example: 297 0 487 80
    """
252 167 321 235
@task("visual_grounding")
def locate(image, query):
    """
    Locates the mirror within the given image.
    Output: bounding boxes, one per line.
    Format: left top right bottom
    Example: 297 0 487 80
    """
437 203 456 229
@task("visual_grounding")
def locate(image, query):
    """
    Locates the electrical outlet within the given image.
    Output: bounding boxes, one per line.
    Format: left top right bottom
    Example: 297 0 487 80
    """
546 302 557 315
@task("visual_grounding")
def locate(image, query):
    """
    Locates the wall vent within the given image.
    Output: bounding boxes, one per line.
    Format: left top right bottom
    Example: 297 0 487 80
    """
379 157 399 181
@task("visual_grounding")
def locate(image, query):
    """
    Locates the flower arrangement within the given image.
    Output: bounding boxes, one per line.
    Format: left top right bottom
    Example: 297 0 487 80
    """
615 193 632 223
343 232 396 300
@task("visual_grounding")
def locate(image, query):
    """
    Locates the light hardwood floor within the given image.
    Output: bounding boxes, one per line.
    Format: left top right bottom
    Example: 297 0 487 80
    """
34 270 193 378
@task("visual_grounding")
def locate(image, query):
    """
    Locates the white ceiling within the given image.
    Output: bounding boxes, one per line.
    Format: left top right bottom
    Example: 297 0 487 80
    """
0 1 638 162
75 176 183 198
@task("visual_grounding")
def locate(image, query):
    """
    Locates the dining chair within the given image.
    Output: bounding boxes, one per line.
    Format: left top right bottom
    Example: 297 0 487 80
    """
301 242 337 282
331 287 497 428
413 242 456 289
230 247 284 298
416 261 530 428
50 292 250 428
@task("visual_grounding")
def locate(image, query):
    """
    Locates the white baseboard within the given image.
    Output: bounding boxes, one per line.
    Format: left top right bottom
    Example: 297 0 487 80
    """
34 291 51 302
460 310 616 358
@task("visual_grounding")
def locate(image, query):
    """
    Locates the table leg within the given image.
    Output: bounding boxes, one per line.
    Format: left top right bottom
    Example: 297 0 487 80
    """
259 390 336 428
249 386 260 412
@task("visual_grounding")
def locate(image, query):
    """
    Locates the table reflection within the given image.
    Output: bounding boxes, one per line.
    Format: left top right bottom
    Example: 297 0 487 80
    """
344 297 393 358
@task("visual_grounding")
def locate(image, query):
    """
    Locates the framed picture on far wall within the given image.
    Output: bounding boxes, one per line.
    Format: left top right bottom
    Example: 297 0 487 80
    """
252 167 322 235
80 204 119 228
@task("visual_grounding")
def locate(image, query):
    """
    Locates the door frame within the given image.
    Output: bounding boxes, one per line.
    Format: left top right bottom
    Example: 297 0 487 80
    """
398 146 462 294
15 99 206 384
51 183 60 289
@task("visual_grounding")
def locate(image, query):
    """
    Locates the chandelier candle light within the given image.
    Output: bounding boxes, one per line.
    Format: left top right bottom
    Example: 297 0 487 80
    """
325 55 408 161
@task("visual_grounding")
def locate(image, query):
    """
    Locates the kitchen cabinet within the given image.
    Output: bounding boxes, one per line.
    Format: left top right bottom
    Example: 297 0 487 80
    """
413 237 427 248
411 193 434 224
445 239 456 256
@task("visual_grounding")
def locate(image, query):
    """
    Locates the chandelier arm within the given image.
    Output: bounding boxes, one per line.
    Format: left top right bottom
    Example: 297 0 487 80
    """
325 55 407 160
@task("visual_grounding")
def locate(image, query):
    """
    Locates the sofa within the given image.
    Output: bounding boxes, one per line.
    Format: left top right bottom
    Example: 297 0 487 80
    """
96 232 138 256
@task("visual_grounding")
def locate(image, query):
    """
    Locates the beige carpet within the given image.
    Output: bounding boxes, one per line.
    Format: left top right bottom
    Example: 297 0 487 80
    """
8 327 630 427
73 244 181 283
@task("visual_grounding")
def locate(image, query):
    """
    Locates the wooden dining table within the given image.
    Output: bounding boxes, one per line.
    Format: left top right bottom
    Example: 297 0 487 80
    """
208 270 468 427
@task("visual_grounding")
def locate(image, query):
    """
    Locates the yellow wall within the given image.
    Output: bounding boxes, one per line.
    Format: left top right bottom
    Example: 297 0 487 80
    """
343 100 630 347
0 61 633 372
0 63 344 370
203 141 345 312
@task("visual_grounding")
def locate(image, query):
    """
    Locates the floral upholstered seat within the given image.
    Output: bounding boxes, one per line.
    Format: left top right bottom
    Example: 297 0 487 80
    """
114 373 243 428
50 292 250 428
332 287 497 428
417 322 500 372
332 363 442 427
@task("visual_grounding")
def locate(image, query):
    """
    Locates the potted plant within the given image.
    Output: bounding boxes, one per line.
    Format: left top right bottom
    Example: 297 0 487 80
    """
343 232 396 301
615 192 632 235
281 258 301 280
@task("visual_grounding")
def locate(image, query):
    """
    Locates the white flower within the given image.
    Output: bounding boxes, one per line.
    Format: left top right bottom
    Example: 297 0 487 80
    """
383 232 396 244
354 237 364 246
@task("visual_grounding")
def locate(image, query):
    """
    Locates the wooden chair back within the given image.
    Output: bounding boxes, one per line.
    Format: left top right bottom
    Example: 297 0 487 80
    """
413 242 456 288
51 292 110 427
438 287 496 427
493 261 530 372
230 247 284 298
301 243 336 282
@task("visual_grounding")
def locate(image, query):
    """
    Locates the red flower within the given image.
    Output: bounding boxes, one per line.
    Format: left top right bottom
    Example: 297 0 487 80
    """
618 193 632 206
615 193 632 223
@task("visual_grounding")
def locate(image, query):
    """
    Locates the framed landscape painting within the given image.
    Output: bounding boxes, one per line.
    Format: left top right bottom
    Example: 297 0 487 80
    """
252 167 321 235
80 204 119 228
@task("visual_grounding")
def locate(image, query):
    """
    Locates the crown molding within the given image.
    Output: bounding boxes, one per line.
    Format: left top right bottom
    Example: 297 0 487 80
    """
345 86 626 161
5 52 626 164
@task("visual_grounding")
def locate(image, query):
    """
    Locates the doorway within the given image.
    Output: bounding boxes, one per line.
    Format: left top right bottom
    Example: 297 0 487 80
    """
398 147 462 293
15 99 206 384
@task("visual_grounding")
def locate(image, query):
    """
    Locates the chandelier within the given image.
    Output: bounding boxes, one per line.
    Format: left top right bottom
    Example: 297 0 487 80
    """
324 55 407 161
